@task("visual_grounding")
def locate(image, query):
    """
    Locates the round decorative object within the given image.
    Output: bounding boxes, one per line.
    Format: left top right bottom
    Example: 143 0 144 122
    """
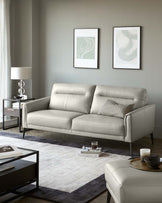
130 158 162 172
18 88 25 95
144 155 160 169
18 80 26 95
18 80 25 88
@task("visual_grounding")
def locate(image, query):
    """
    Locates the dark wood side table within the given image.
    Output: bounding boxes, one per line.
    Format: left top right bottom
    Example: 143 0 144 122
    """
3 98 34 132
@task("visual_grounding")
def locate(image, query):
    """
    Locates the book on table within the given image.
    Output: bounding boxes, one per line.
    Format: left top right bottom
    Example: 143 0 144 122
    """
0 146 23 159
80 146 102 157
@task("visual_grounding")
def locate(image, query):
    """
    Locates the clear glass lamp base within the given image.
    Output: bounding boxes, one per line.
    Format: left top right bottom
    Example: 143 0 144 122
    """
17 80 27 99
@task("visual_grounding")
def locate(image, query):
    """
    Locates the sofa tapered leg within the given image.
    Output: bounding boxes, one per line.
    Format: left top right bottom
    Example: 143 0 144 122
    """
129 143 133 157
150 133 154 145
23 128 26 139
107 190 111 203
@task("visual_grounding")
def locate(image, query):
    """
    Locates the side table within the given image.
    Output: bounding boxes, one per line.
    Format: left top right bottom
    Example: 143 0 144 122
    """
3 98 34 132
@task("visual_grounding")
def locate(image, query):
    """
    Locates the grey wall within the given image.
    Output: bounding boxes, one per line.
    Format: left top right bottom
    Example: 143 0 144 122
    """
10 0 40 98
10 0 32 98
32 0 40 98
11 0 162 136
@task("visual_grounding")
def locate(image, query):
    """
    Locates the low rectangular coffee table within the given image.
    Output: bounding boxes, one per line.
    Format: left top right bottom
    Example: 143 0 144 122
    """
0 147 39 202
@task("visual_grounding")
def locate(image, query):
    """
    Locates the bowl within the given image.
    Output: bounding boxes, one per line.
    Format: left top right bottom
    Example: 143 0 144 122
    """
144 155 160 169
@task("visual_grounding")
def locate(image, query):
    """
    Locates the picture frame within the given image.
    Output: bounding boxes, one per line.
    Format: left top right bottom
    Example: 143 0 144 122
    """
73 28 99 69
113 26 141 70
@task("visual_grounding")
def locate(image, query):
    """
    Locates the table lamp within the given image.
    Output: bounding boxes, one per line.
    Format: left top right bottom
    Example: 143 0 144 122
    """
11 67 32 99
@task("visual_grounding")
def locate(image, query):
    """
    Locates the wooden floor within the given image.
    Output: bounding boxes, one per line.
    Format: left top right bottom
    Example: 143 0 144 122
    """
1 128 162 203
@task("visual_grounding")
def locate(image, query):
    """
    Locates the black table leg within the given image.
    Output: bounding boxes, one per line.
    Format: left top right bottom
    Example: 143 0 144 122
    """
23 128 26 139
36 151 39 189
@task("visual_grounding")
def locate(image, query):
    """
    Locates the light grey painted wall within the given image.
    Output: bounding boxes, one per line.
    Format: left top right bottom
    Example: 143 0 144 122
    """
39 0 162 136
10 0 32 98
32 0 40 98
10 0 40 99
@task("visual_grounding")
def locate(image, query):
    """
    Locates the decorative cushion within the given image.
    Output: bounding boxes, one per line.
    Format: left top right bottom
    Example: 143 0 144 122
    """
98 100 134 118
90 85 148 115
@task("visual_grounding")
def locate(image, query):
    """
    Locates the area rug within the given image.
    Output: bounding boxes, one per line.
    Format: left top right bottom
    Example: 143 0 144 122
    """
0 131 130 203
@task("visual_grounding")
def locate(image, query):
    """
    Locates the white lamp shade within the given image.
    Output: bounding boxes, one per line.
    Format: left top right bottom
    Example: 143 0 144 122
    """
11 67 32 80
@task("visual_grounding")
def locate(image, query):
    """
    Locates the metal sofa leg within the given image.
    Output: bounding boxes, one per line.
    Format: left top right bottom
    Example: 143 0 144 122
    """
23 128 26 139
129 143 133 157
150 133 154 145
107 189 111 203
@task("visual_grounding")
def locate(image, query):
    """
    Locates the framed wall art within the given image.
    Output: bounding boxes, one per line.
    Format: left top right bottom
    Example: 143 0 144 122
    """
73 28 99 69
113 26 141 70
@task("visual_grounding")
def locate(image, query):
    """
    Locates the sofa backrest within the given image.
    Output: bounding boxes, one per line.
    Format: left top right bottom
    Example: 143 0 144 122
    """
90 85 148 114
49 83 95 113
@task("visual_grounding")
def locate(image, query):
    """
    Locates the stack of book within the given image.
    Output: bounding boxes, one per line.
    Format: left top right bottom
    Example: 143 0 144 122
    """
80 146 102 157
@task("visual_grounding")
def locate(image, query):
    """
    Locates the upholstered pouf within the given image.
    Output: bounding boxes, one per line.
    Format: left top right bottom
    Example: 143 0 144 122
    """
105 160 162 203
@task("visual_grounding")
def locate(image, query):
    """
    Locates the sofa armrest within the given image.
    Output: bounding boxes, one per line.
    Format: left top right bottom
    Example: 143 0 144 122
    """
124 104 156 143
22 96 50 128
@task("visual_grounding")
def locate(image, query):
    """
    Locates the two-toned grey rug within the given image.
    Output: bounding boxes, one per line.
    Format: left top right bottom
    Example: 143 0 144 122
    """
0 131 129 203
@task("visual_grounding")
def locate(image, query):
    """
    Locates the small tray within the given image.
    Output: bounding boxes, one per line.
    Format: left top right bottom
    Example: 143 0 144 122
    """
130 158 162 172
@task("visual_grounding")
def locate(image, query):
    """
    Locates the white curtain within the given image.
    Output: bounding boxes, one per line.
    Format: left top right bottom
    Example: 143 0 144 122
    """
0 0 11 118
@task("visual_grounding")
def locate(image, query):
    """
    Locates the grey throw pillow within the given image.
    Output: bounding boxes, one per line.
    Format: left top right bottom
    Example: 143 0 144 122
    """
98 100 134 118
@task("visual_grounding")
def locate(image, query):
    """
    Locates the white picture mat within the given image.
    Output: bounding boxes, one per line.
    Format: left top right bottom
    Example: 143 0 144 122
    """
74 29 98 68
113 27 141 69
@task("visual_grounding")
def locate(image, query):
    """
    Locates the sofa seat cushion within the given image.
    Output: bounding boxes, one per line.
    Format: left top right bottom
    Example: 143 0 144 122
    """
72 114 124 136
27 110 83 130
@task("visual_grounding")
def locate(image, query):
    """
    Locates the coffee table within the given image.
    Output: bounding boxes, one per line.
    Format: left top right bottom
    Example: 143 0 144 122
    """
0 147 39 202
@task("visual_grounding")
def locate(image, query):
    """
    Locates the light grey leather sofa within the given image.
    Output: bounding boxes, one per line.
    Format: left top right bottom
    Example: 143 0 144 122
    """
22 83 155 155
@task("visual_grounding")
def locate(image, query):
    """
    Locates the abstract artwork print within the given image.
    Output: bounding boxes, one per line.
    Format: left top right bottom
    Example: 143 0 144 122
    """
113 26 141 69
74 29 99 69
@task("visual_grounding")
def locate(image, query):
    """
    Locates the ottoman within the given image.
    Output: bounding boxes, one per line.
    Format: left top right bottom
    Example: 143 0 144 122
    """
105 159 162 203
